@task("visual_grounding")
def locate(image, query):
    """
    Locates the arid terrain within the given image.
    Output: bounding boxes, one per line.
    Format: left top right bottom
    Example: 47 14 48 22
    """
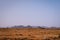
0 28 60 40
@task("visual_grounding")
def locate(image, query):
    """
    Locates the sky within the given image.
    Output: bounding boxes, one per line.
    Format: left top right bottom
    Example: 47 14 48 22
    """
0 0 60 27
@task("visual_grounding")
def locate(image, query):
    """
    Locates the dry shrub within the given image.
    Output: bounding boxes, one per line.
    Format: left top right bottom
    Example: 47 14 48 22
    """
21 38 33 40
42 38 50 40
16 34 23 36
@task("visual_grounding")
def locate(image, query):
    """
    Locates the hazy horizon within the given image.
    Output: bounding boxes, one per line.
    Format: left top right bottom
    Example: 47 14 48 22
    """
0 0 60 27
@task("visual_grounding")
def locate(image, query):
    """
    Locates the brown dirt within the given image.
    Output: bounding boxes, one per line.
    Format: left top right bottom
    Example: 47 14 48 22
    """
0 28 60 40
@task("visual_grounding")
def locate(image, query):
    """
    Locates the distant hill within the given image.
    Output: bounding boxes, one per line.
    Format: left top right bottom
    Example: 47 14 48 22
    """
11 25 25 28
0 25 60 29
10 25 43 28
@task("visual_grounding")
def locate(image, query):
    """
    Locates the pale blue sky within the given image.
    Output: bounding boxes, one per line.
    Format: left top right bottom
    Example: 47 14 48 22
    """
0 0 60 27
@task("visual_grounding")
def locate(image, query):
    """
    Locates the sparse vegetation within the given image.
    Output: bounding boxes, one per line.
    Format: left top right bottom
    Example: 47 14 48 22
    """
0 28 60 40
